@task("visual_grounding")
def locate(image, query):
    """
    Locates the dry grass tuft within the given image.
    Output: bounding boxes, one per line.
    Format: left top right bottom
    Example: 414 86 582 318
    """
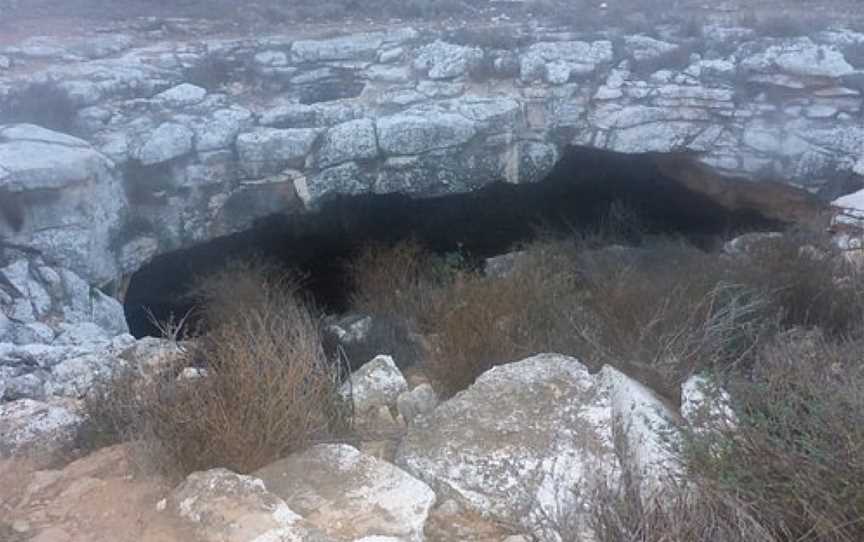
588 478 777 542
570 240 772 400
682 329 864 542
730 231 864 336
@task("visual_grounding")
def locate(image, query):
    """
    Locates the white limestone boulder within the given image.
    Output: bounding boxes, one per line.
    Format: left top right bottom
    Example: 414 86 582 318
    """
601 366 682 499
376 112 476 156
255 444 435 542
0 398 83 459
394 354 683 538
237 127 320 178
741 37 855 79
133 122 194 165
413 40 483 80
340 355 408 413
394 354 620 537
317 118 379 168
170 468 335 542
681 374 737 433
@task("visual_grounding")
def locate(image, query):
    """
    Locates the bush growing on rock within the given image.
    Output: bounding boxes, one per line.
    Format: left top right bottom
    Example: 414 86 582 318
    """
84 261 347 477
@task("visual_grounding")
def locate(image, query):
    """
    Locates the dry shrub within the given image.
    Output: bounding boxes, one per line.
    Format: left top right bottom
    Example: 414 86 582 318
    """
85 260 346 477
348 229 862 405
587 480 776 542
425 242 583 395
348 239 450 332
546 421 776 542
571 240 772 400
683 329 864 542
348 236 771 398
187 258 306 328
731 232 864 336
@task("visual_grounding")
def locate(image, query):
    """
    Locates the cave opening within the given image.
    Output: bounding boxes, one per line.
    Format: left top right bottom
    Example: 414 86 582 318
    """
124 147 786 338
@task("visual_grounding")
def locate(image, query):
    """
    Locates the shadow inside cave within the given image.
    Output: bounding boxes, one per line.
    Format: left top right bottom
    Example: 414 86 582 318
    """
124 147 785 338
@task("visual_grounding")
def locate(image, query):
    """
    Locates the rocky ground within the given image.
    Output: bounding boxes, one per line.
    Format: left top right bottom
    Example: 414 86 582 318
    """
0 345 725 542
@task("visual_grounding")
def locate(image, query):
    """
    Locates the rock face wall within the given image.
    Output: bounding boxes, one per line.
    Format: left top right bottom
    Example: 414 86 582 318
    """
1 21 863 345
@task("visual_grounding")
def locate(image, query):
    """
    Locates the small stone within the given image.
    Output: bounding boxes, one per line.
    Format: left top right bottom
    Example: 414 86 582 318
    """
11 519 30 533
0 55 11 69
339 355 408 412
254 50 289 66
178 367 207 380
437 499 462 515
396 383 439 424
153 83 207 107
30 526 72 542
378 47 404 63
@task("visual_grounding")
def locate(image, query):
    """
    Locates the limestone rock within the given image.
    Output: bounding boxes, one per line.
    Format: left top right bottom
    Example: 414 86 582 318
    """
170 468 335 542
339 355 408 413
301 161 372 206
255 444 435 542
2 26 864 376
316 118 379 168
396 384 438 424
3 373 46 401
133 122 194 166
90 290 129 337
153 83 207 107
377 112 476 155
292 33 384 62
484 250 527 278
119 336 185 376
681 374 737 433
0 398 83 459
395 353 682 538
237 127 319 178
741 37 855 79
53 322 111 346
193 106 253 152
43 351 117 398
601 365 681 498
414 40 483 80
520 41 614 83
625 35 681 63
0 128 114 191
0 124 90 148
395 354 619 536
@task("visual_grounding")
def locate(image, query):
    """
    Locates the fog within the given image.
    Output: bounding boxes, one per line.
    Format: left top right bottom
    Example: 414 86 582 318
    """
2 0 862 34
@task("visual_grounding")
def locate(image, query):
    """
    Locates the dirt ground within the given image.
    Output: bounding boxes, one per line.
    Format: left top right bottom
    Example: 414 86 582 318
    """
0 445 196 542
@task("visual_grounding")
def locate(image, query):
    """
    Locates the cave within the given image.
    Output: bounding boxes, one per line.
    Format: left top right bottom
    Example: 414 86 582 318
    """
124 147 786 338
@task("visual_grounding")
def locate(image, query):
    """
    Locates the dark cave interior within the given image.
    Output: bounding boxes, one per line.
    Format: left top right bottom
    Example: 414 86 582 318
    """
124 147 785 338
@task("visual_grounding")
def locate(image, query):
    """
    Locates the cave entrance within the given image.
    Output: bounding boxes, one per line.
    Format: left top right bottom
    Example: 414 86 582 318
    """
124 146 787 338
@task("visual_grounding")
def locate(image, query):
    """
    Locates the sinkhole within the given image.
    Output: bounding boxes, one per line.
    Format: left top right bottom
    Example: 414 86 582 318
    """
124 147 794 338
